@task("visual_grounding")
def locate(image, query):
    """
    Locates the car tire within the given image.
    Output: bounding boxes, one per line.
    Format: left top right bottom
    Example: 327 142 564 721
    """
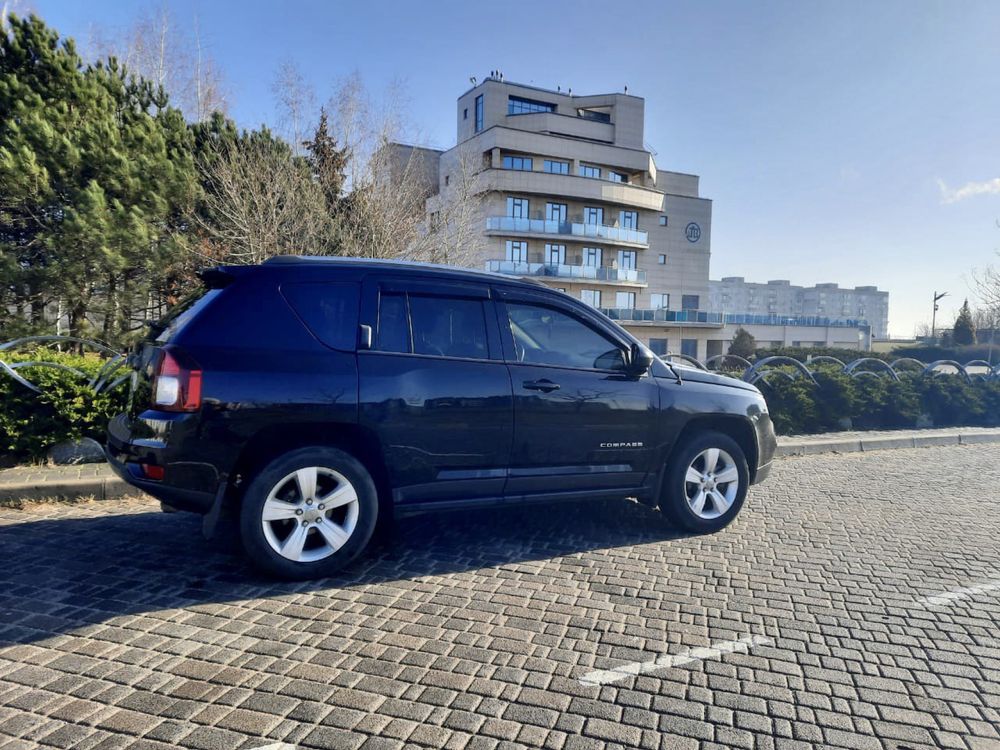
239 446 379 580
660 431 749 533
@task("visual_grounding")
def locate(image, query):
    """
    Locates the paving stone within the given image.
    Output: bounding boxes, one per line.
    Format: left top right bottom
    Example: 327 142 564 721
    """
1 444 999 750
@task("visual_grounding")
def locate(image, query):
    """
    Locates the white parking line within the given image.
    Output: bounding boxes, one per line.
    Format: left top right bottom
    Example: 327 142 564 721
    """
578 634 773 686
918 579 1000 608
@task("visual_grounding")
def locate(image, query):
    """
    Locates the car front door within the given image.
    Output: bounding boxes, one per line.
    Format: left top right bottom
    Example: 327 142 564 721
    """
497 289 660 499
357 276 513 506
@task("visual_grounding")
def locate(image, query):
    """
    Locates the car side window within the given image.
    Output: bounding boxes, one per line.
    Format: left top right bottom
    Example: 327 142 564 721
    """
409 295 488 359
376 293 410 353
281 282 360 351
506 302 626 371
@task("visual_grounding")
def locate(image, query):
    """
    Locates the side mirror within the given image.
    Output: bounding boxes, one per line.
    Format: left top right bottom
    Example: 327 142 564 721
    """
628 342 654 375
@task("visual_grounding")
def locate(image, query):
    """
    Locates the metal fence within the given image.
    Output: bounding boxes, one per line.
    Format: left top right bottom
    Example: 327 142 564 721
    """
0 336 129 395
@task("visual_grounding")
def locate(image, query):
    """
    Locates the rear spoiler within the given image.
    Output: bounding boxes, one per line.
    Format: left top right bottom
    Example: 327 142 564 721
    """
196 265 253 289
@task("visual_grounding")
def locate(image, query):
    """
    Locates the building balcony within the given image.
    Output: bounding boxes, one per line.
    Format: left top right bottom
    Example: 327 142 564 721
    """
601 308 726 328
487 168 665 211
486 260 646 287
485 216 648 248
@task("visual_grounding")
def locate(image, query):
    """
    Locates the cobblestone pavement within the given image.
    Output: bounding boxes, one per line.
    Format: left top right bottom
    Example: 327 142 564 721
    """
1 444 999 750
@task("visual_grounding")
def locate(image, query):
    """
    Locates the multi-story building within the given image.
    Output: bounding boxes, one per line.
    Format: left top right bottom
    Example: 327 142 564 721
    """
395 75 878 358
710 278 889 339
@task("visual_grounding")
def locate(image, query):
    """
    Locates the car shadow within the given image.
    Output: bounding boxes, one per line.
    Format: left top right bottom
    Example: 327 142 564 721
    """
0 498 690 646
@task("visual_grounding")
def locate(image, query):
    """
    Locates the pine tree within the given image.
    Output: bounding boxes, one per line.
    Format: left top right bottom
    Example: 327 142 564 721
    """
0 14 198 344
728 327 757 359
304 108 350 209
953 299 977 346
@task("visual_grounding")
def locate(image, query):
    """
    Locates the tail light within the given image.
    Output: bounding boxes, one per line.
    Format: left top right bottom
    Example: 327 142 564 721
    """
151 346 203 412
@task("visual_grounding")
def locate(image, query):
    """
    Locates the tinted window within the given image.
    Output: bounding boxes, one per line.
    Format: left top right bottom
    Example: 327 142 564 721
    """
410 295 488 359
376 293 410 353
506 303 625 371
154 289 221 344
281 282 360 351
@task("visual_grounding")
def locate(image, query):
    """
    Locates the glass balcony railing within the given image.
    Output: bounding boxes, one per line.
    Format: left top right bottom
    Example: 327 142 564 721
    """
486 216 648 245
601 308 726 325
600 309 871 328
486 260 646 284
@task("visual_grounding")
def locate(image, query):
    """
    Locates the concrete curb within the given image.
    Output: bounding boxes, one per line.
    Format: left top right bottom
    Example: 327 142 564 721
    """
2 429 999 502
0 475 144 503
776 429 1000 457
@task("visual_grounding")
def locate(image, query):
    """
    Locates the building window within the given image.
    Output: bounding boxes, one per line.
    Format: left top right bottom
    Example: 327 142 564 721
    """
474 95 484 132
651 293 669 310
578 109 611 123
658 254 666 264
681 339 698 358
649 338 668 356
543 159 570 175
581 289 602 308
463 108 468 120
506 196 529 218
582 247 602 267
579 164 601 179
659 215 668 226
681 294 700 310
444 175 449 186
617 250 636 270
619 210 638 229
583 206 603 225
508 95 555 115
506 240 528 263
502 155 533 171
609 171 629 183
545 243 566 265
615 291 636 309
545 202 567 223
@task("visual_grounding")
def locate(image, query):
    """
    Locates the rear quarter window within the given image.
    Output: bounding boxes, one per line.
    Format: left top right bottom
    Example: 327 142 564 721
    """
155 289 222 343
281 282 361 351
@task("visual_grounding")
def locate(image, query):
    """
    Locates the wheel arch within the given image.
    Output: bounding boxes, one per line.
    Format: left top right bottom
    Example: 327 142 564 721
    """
668 415 760 484
226 422 391 513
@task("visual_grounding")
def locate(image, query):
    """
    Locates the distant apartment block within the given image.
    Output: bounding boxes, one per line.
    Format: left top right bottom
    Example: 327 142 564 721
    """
392 75 880 357
710 278 889 339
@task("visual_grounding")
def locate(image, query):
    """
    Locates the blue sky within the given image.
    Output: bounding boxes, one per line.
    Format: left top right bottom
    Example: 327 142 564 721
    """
30 0 1000 336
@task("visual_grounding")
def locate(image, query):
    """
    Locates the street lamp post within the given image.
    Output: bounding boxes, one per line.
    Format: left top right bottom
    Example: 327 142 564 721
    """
931 291 948 342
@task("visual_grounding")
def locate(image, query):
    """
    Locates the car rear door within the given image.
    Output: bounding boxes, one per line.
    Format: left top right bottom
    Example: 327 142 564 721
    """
357 275 513 506
496 287 660 499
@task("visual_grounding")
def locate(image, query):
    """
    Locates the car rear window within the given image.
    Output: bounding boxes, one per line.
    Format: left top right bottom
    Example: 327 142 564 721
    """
281 282 361 351
154 289 222 343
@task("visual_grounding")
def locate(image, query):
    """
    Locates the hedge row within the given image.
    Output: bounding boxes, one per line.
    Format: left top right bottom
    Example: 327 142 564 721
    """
0 352 128 460
759 367 1000 435
2 352 999 461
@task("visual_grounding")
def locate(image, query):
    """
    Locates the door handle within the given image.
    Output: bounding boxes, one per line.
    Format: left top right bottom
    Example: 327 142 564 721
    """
523 379 560 393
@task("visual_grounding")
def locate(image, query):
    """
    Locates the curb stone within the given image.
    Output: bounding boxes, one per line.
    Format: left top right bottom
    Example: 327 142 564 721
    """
777 428 1000 457
2 428 1000 502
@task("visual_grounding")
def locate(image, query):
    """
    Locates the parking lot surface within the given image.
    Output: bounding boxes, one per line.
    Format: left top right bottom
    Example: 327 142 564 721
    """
1 444 999 750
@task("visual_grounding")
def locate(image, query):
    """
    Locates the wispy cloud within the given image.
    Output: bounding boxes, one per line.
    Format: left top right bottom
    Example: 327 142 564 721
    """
937 177 1000 204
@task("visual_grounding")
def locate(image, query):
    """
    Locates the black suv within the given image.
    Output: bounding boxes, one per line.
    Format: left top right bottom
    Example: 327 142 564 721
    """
107 257 776 579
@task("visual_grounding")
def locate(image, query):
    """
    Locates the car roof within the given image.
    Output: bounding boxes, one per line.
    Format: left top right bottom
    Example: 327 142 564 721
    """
261 255 549 289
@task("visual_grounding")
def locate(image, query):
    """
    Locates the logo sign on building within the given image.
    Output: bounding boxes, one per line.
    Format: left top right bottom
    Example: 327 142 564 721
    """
685 222 702 243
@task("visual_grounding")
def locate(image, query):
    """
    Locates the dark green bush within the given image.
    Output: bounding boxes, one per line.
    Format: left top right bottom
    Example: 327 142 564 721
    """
759 371 1000 434
0 352 128 460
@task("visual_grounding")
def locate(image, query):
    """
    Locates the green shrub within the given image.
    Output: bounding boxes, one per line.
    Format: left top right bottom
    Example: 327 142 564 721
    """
755 346 892 363
759 369 1000 435
0 351 128 460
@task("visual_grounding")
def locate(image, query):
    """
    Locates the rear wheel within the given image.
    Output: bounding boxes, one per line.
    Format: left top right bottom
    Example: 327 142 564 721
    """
239 447 378 579
660 431 749 533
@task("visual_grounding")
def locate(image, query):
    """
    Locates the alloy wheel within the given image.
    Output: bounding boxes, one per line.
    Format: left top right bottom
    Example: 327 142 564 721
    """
260 466 360 562
683 447 740 520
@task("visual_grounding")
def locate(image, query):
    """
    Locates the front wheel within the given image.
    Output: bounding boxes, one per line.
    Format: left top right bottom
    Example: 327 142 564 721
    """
239 447 379 580
660 431 749 533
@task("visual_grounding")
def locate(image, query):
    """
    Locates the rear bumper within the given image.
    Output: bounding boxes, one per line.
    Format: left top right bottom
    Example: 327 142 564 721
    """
105 412 222 514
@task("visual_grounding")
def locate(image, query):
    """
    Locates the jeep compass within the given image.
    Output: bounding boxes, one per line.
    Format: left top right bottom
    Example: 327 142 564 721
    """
106 257 776 580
